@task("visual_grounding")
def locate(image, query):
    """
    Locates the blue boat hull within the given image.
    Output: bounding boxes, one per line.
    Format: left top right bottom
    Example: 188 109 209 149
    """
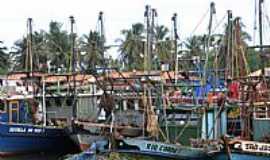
212 151 270 160
0 123 75 155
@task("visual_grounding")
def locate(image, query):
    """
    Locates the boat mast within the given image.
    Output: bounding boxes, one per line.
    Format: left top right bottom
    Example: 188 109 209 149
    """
204 2 216 140
42 76 46 126
69 16 77 121
98 11 106 66
26 18 33 74
144 5 151 72
172 13 179 84
225 10 232 80
207 2 216 51
204 2 216 85
69 16 76 74
258 0 264 75
144 6 157 71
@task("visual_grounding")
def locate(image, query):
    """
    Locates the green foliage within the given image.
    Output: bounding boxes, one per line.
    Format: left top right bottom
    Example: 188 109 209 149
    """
6 18 263 74
155 25 173 68
117 24 172 71
10 21 71 72
79 30 104 71
46 21 71 71
246 49 261 72
0 41 10 74
118 23 145 70
10 38 27 71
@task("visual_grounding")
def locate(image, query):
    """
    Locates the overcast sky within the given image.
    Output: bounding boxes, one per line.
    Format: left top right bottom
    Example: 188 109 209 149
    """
1 0 269 57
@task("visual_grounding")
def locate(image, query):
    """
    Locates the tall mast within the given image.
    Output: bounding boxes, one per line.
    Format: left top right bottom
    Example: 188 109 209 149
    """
226 10 233 79
204 2 216 86
172 13 178 84
207 2 216 50
69 16 77 125
258 0 264 75
26 18 33 74
69 16 76 73
69 16 77 96
151 8 157 70
172 13 178 59
98 11 106 65
204 2 216 140
144 5 151 72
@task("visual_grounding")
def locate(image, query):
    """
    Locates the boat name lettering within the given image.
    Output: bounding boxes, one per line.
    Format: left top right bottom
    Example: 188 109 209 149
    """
146 143 177 153
9 127 26 133
241 141 270 154
9 127 43 134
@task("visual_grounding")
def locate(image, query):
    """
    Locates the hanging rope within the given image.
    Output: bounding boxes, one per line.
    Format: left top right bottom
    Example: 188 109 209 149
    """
174 112 192 143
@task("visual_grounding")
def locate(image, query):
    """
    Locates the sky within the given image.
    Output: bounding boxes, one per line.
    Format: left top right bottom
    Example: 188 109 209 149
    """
0 0 269 58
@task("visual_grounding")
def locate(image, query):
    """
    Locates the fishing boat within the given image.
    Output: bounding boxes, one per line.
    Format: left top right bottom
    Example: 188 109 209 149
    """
0 93 75 155
113 138 211 160
209 139 270 160
207 0 270 159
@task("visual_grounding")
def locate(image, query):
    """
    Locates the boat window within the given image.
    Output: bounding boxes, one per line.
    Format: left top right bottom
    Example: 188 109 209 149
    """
46 99 51 107
0 100 5 112
254 106 270 120
55 98 62 107
66 98 73 106
267 106 270 118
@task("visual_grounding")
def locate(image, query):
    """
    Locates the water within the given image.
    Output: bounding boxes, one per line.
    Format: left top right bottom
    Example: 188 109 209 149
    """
0 153 176 160
0 153 68 160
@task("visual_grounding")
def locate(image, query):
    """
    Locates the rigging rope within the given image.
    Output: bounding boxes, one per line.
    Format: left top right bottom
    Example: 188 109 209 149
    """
190 8 210 37
254 0 258 45
212 14 227 34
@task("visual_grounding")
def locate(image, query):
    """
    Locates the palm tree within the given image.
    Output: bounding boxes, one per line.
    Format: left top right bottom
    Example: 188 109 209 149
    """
0 41 9 73
79 31 103 71
117 23 145 70
155 25 172 65
10 30 49 72
10 38 27 71
46 21 71 72
185 35 205 57
32 30 50 71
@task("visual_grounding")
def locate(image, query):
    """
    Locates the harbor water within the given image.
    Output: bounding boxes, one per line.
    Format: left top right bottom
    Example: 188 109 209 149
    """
0 153 181 160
